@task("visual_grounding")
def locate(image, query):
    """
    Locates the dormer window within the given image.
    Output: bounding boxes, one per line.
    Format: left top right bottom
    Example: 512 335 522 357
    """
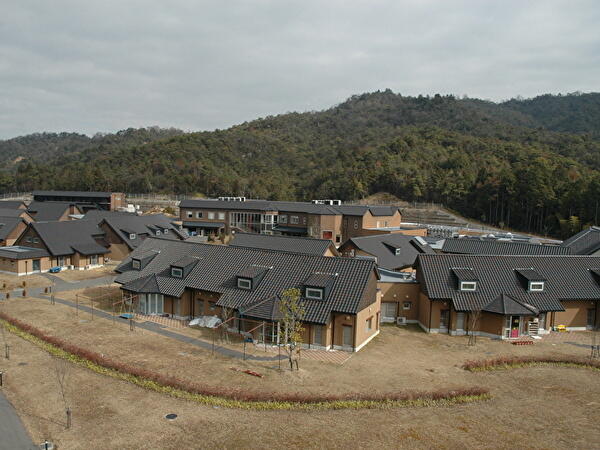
163 229 169 234
394 248 401 256
460 281 477 291
155 230 161 235
171 267 183 278
132 259 141 270
237 278 252 290
129 233 136 240
529 281 544 292
305 287 323 300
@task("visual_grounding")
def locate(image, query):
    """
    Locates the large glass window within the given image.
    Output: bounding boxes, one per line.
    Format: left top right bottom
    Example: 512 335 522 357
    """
139 293 164 315
229 212 276 234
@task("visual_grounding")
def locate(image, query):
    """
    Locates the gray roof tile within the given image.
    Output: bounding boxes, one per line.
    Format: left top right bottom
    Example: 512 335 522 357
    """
230 232 334 256
442 237 571 255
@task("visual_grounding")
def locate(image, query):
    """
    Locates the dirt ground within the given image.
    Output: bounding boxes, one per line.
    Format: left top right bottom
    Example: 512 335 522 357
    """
51 264 116 282
0 273 49 292
0 295 599 448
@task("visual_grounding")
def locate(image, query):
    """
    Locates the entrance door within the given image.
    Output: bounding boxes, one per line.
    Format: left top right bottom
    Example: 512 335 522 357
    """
510 316 521 338
32 259 41 272
455 312 465 331
342 325 353 348
381 302 397 322
439 310 449 331
588 309 597 330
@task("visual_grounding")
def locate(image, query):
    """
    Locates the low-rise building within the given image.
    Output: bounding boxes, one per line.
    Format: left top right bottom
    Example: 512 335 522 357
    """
115 238 380 351
14 220 109 271
32 190 125 211
561 227 600 255
440 237 571 256
26 201 84 222
0 218 28 246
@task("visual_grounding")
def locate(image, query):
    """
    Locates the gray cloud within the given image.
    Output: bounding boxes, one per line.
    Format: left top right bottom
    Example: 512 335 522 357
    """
1 0 599 138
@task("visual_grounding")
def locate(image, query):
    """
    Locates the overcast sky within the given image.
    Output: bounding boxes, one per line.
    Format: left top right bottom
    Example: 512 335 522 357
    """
1 0 599 139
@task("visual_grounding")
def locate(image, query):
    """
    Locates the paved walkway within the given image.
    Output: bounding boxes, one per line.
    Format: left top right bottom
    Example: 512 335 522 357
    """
0 392 36 450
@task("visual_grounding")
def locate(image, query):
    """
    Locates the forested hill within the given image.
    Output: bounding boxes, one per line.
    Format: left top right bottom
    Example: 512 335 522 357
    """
0 127 184 165
2 91 600 238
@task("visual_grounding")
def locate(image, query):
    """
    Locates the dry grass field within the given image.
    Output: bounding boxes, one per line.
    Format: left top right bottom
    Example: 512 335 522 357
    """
0 294 599 448
0 273 48 292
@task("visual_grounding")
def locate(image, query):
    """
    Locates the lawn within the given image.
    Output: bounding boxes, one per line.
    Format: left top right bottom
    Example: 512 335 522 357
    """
0 294 598 448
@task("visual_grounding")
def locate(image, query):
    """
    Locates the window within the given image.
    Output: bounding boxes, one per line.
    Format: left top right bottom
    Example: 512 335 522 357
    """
196 211 203 218
394 248 401 256
353 220 359 230
132 259 141 269
187 211 193 218
163 229 169 234
155 230 161 235
26 237 32 243
366 317 373 332
302 216 307 225
403 301 412 310
218 212 225 220
129 233 136 240
460 281 477 291
237 278 252 290
58 256 66 267
529 281 544 292
335 234 341 243
305 287 323 300
89 254 98 265
290 216 299 224
279 215 288 224
32 238 39 244
208 212 215 220
139 293 164 315
171 267 183 278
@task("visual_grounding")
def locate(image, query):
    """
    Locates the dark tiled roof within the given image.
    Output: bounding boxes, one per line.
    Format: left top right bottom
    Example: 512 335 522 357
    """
0 209 27 218
71 242 110 255
27 201 80 222
339 234 434 270
514 268 545 281
179 199 398 218
442 238 571 255
0 246 49 260
182 221 225 229
33 190 113 197
89 212 184 249
483 294 539 315
417 254 600 313
230 232 335 256
561 227 600 255
451 267 478 281
115 238 377 324
29 220 107 256
0 218 25 242
304 273 336 288
0 200 26 209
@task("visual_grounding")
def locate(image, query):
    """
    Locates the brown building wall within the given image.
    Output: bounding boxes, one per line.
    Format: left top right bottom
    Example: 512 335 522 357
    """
100 223 132 260
555 300 596 328
15 227 48 250
111 193 125 211
379 282 420 321
477 313 505 336
361 210 401 229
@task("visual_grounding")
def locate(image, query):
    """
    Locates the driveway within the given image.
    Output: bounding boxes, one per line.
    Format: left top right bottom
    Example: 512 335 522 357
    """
0 392 36 449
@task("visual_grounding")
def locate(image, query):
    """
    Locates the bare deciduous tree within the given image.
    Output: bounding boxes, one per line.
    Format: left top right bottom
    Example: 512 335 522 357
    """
468 310 481 346
53 357 72 429
278 288 306 371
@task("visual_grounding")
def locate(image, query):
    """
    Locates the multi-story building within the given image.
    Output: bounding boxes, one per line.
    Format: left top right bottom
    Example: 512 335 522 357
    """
178 198 402 244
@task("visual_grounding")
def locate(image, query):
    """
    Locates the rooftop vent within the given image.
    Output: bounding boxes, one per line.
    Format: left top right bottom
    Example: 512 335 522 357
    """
218 196 246 202
311 199 342 205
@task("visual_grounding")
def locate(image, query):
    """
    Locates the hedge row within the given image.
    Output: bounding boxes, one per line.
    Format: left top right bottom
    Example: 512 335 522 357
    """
0 312 490 409
463 355 600 372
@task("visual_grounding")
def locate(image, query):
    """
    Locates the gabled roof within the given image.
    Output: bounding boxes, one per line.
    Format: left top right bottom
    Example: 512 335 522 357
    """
230 232 336 256
339 234 434 270
27 201 81 222
33 190 113 197
417 254 600 313
0 218 26 242
179 199 399 218
483 294 539 315
442 237 571 255
115 238 378 324
28 220 107 256
451 267 478 282
89 212 184 249
561 227 600 255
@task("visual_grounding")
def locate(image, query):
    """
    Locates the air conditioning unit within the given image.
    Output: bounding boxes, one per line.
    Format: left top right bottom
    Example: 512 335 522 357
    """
85 265 90 270
396 316 407 326
331 200 342 205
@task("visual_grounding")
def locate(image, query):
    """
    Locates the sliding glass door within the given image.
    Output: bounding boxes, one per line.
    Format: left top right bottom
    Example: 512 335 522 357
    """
139 293 164 315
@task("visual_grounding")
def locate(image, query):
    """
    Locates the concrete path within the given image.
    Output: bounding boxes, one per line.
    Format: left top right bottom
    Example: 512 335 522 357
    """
0 392 37 450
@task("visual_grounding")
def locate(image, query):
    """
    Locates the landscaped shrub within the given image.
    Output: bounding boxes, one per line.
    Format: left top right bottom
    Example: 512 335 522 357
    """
0 311 490 409
463 355 600 372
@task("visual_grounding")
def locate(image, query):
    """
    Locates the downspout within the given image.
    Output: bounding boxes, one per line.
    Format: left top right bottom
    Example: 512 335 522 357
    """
428 300 433 333
448 306 452 335
331 315 335 350
353 315 357 352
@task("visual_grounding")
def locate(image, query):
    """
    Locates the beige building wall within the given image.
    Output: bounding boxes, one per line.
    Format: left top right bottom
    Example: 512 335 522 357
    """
555 300 596 328
379 282 420 321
